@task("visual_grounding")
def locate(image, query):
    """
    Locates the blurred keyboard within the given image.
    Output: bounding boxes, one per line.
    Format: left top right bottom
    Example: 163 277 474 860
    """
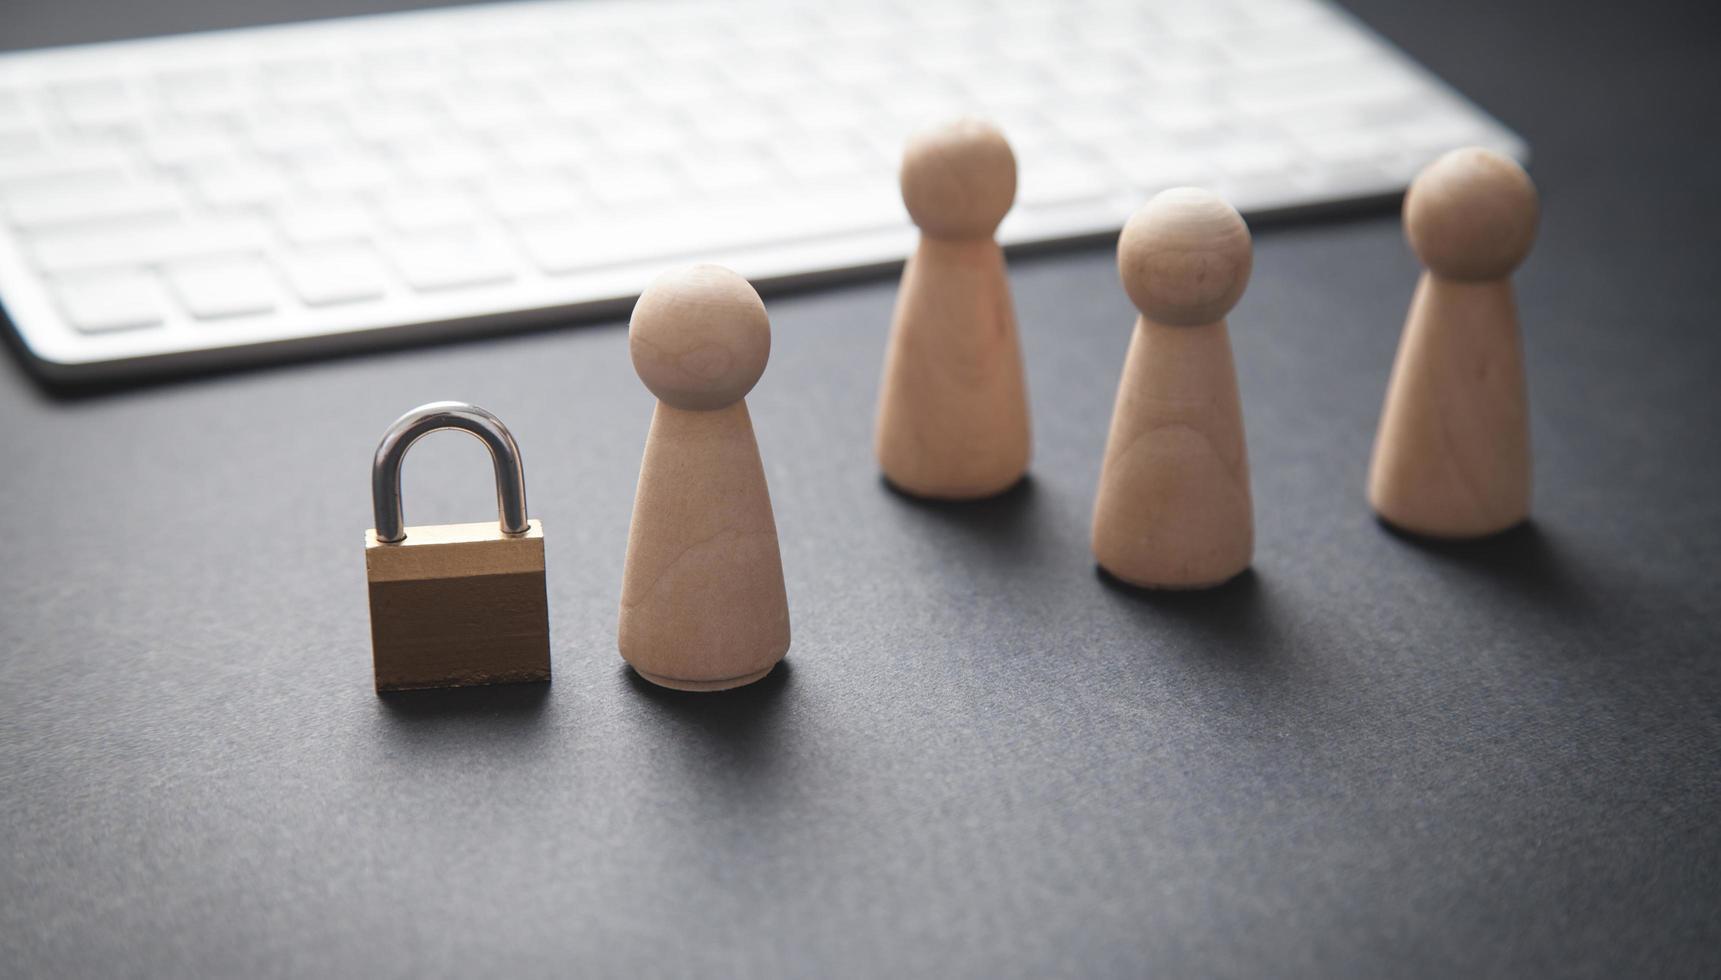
0 0 1525 381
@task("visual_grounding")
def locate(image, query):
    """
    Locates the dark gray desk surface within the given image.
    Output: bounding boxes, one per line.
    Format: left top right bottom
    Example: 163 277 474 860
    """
3 1 1719 977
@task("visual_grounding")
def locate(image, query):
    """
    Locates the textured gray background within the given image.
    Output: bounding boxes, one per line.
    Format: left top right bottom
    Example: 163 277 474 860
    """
2 1 1719 977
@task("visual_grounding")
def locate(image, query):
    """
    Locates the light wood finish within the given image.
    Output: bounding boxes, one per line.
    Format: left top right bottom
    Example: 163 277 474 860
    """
364 520 550 692
620 265 790 691
1401 147 1539 283
629 264 770 412
1092 189 1254 589
875 117 1030 500
1369 148 1537 538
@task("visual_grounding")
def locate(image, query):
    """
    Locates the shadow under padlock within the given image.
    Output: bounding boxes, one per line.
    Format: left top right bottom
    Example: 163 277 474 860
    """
363 402 552 693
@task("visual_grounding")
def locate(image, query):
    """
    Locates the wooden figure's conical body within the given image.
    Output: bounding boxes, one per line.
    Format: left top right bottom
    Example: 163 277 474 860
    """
620 401 789 691
1368 147 1538 539
618 264 789 691
875 117 1030 499
1091 188 1255 590
876 235 1030 498
1368 275 1529 537
1093 315 1252 588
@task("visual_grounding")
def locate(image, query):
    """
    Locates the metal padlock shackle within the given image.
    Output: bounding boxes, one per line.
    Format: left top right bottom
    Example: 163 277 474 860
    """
371 401 529 544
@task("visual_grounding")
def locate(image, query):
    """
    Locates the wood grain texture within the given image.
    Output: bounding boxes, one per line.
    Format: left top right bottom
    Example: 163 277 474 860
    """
1115 189 1252 327
628 265 770 412
364 523 550 692
364 520 543 580
620 264 789 691
1401 147 1538 283
1091 189 1254 589
7 5 1721 975
618 402 790 691
1368 275 1531 537
874 235 1031 499
875 117 1029 500
1091 316 1253 589
1368 147 1537 538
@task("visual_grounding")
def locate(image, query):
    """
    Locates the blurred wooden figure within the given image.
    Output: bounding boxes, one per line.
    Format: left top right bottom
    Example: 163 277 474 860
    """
1369 147 1538 538
1092 188 1255 589
874 117 1031 499
619 265 790 691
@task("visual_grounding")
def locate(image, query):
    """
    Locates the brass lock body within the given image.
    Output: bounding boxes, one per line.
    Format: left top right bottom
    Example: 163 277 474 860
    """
364 402 551 692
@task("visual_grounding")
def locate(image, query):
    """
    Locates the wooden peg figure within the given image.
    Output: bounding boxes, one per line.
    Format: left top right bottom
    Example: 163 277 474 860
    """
1369 147 1538 538
1091 188 1255 590
619 265 790 691
874 117 1031 499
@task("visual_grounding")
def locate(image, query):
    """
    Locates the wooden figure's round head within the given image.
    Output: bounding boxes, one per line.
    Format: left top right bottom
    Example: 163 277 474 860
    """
1116 188 1252 325
629 264 771 411
899 117 1017 240
1404 147 1538 281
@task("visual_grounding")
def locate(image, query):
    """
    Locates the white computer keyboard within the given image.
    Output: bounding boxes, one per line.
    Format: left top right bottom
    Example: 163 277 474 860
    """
0 0 1524 381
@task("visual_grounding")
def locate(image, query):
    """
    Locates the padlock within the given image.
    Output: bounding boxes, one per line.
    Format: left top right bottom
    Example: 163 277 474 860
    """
364 402 551 692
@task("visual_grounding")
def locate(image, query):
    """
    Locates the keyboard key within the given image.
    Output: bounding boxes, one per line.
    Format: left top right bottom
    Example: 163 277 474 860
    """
261 57 346 105
1229 60 1420 116
397 136 494 182
2 175 182 232
25 216 270 274
584 159 678 207
1267 104 1367 141
52 271 165 333
1108 149 1215 193
0 0 1524 380
243 108 347 156
1305 128 1393 167
282 245 390 306
493 128 591 170
1214 139 1300 179
166 257 278 318
192 163 294 209
1044 54 1140 97
773 137 870 183
461 38 555 81
295 151 395 194
1139 41 1226 84
167 258 278 318
344 94 446 143
155 67 244 116
0 147 130 183
1018 154 1116 208
476 173 587 221
819 45 903 86
536 71 635 120
512 185 901 274
1049 103 1131 144
1223 24 1370 71
690 103 779 145
51 79 141 131
0 87 29 129
273 200 373 246
511 214 624 273
1236 0 1331 27
586 113 684 156
0 130 45 159
374 187 477 233
443 84 540 131
139 120 239 169
632 67 716 107
388 230 516 291
363 46 442 92
683 146 775 194
1397 111 1490 156
1141 102 1228 142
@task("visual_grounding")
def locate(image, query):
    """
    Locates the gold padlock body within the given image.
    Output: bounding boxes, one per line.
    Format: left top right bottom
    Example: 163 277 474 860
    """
364 520 551 692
